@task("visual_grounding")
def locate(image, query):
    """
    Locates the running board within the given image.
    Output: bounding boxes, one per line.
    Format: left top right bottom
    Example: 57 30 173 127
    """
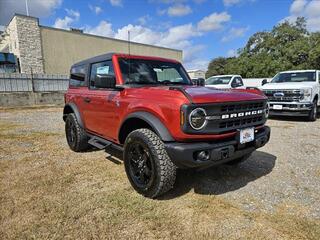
88 136 112 149
87 135 124 151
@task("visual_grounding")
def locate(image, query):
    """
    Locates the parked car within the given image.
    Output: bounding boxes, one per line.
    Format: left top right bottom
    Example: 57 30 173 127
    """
63 53 270 198
261 70 320 121
191 78 205 86
205 75 245 89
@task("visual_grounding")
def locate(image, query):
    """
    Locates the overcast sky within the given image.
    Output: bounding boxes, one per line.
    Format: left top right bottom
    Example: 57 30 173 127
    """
1 0 319 70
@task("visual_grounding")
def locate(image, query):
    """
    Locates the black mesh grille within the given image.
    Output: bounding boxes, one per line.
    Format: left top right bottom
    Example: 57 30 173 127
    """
219 116 263 129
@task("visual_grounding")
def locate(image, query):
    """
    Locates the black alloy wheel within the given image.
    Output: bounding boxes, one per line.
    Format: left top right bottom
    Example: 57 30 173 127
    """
123 129 176 198
127 141 155 189
65 113 90 152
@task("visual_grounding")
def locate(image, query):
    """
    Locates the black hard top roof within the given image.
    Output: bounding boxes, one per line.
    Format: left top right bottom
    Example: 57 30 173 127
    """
72 52 115 67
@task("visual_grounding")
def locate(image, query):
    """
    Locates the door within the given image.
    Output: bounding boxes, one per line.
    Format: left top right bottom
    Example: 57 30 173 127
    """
81 60 119 141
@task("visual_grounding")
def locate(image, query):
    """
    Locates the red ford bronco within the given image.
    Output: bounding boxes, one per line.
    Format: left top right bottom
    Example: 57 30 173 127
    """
63 53 270 198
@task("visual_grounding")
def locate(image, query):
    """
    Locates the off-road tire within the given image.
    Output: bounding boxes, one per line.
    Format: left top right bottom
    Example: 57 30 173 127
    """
308 100 318 122
225 153 252 166
65 113 90 152
124 128 176 198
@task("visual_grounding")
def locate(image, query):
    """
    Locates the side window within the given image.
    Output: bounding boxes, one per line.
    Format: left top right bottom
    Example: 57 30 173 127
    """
70 65 86 87
235 77 243 86
90 60 115 89
232 77 243 87
318 71 320 83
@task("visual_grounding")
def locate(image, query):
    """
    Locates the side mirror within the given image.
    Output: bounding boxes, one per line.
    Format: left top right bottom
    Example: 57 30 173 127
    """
95 75 116 88
261 79 268 86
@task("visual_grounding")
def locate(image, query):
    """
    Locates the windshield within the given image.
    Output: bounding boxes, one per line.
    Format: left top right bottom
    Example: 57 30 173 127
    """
272 72 316 83
118 58 191 85
205 76 232 85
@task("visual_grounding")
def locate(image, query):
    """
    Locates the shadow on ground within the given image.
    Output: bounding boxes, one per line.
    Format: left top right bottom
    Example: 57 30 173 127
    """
160 151 276 200
269 114 319 122
104 147 276 200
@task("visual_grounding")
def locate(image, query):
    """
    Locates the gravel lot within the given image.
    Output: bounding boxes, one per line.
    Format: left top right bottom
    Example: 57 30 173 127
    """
0 107 319 239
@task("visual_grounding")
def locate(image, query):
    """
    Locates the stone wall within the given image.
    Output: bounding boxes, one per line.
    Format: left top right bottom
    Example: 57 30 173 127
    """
0 15 44 74
15 15 44 74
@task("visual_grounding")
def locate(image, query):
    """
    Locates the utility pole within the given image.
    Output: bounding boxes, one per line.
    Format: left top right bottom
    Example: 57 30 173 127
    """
25 0 29 16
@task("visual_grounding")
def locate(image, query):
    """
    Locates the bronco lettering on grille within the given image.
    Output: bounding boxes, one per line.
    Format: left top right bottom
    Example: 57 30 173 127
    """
206 109 264 120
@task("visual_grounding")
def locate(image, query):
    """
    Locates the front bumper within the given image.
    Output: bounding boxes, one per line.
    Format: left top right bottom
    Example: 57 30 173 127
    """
269 102 312 116
165 126 270 169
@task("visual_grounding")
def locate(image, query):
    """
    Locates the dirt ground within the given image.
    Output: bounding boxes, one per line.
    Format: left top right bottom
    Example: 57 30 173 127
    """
0 107 319 239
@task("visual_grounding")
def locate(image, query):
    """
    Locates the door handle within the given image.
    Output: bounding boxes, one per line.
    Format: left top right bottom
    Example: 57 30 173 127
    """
83 97 91 103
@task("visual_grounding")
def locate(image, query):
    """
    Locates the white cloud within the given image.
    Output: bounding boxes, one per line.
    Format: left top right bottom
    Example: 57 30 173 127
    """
0 0 62 25
109 0 123 7
184 58 209 71
137 15 151 25
53 16 74 29
197 12 231 32
290 0 307 15
89 5 102 15
284 0 320 32
53 9 80 30
227 49 237 57
115 24 159 44
304 0 320 17
167 4 192 16
221 26 249 42
65 9 80 20
83 20 206 69
85 21 114 37
223 0 241 7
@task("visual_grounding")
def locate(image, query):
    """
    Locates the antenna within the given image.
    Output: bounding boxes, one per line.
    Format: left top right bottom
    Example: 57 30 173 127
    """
128 30 131 56
25 0 29 16
128 31 131 83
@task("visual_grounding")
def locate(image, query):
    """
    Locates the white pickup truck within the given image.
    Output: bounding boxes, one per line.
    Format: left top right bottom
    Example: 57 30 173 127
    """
261 70 320 121
205 75 245 89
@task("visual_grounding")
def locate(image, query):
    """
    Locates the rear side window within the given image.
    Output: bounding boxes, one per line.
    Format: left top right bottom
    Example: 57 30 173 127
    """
89 60 115 89
318 71 320 82
70 65 86 87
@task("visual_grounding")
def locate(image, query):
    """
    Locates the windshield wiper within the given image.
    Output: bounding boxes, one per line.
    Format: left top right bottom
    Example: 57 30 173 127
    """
127 81 157 84
160 82 189 85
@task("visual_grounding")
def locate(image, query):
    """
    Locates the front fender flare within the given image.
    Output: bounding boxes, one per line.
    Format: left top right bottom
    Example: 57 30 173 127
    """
121 111 174 142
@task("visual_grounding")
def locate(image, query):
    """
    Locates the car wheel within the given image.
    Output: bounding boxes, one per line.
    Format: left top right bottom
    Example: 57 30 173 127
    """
225 153 252 166
308 100 318 122
124 128 176 198
65 113 90 152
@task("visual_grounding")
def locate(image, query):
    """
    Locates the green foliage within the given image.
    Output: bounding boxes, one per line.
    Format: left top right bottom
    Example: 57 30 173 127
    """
206 17 320 78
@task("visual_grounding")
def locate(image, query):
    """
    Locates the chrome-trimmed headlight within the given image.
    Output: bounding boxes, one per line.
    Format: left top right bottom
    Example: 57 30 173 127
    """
265 102 270 118
189 108 207 130
301 88 312 102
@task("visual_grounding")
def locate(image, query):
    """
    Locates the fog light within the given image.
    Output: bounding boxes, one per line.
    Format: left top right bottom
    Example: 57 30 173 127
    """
196 150 210 161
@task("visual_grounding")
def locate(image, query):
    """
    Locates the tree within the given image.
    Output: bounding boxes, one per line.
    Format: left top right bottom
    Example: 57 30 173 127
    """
206 17 319 78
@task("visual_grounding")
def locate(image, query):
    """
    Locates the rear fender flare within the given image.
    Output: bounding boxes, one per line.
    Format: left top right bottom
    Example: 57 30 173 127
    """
63 103 84 128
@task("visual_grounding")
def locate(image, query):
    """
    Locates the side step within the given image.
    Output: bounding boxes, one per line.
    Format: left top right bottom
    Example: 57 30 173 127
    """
88 136 112 149
87 135 124 152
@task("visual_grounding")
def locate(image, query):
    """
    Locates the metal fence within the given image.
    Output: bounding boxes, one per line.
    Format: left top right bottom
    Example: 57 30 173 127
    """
0 73 69 92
